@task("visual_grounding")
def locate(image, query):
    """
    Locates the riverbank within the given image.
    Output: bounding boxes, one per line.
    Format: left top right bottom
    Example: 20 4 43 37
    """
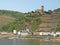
0 34 60 42
2 37 60 42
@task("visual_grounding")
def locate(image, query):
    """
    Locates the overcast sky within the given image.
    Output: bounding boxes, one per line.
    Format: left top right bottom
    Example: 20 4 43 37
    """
0 0 60 12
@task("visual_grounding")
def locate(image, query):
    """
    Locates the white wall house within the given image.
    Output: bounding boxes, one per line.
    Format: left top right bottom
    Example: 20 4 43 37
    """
21 32 28 36
56 32 60 35
48 32 56 37
20 30 29 36
13 30 17 34
39 32 50 36
17 31 21 35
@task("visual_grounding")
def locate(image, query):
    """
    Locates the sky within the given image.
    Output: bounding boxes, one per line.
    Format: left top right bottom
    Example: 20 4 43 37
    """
0 0 60 13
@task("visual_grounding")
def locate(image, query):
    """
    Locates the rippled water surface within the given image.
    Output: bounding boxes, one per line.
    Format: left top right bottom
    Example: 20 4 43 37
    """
0 39 60 45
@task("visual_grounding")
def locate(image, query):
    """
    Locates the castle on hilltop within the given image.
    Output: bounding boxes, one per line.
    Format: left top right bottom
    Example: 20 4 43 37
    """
36 6 44 14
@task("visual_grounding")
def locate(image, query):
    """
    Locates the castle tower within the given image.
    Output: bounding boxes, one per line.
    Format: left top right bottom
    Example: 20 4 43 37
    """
35 6 44 15
40 6 44 14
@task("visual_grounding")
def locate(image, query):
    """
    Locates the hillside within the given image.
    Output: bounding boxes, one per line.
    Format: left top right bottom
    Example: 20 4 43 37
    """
0 10 41 31
0 16 15 26
39 8 60 31
0 10 25 31
0 8 60 32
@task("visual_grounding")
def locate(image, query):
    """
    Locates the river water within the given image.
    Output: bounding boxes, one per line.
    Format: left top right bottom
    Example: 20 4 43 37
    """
0 39 60 45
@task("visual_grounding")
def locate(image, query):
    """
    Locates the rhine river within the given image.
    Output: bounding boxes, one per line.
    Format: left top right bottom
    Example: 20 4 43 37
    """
0 39 60 45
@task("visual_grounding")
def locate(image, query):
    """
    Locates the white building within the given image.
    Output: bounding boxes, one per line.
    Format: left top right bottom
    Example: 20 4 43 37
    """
39 32 50 36
17 31 21 35
20 30 29 36
13 30 17 34
56 32 60 35
26 28 30 32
